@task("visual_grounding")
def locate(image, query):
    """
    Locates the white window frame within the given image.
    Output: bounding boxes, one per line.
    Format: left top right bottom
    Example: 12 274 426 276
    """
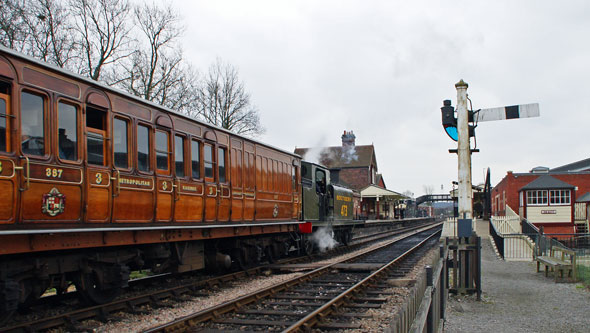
526 190 548 206
549 189 570 206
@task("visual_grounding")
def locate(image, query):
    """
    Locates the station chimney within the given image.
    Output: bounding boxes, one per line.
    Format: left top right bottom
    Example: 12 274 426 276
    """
341 130 356 147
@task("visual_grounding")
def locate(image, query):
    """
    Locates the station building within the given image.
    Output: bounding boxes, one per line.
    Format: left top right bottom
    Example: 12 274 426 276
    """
295 131 405 220
492 158 590 234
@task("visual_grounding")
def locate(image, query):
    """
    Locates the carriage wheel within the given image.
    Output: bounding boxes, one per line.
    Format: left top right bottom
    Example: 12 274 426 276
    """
0 310 14 326
302 239 314 255
74 271 122 305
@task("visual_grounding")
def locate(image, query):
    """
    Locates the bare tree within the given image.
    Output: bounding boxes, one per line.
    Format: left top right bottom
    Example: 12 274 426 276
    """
0 0 31 52
112 1 199 114
197 58 265 137
422 185 435 206
69 0 133 80
22 0 77 68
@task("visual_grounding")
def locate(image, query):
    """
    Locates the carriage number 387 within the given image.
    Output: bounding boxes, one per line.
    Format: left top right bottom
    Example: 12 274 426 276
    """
46 168 63 178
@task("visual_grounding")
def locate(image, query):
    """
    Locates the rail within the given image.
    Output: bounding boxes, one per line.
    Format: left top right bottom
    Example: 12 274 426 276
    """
1 222 440 332
144 224 442 332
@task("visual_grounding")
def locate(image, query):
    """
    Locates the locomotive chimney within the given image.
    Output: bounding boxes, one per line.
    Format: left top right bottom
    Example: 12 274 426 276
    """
341 130 356 147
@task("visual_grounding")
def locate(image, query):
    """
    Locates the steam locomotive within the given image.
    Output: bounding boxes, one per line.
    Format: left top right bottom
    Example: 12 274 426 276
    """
0 45 359 317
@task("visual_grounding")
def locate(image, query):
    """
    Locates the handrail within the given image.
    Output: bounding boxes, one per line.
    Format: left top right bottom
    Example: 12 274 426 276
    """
15 156 30 191
110 169 120 197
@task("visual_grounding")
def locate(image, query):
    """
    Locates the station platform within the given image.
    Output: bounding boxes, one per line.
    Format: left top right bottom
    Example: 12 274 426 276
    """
440 218 490 238
443 219 590 332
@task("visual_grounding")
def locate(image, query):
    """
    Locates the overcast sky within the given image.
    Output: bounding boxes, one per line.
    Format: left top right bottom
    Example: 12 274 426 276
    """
170 0 590 196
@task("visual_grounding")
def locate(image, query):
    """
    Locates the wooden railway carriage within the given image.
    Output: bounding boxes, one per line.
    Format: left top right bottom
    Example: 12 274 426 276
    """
0 46 305 316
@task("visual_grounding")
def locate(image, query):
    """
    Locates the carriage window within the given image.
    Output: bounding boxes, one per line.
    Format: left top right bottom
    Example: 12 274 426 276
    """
174 135 184 177
21 91 45 156
137 124 150 171
191 140 200 179
0 95 8 152
86 106 106 165
58 102 77 161
113 118 128 168
156 130 170 171
204 144 214 179
218 147 226 183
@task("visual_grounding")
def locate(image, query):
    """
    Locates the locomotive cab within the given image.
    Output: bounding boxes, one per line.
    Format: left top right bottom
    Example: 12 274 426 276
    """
300 161 357 249
301 161 330 221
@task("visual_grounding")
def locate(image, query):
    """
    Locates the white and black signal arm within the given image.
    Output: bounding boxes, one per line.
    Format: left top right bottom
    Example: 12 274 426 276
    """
473 103 540 122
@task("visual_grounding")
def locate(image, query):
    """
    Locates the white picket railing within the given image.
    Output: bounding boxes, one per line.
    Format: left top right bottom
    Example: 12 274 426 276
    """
491 206 535 261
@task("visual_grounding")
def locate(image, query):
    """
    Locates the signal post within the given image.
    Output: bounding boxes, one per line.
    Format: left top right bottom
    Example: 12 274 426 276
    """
440 79 540 299
455 80 473 233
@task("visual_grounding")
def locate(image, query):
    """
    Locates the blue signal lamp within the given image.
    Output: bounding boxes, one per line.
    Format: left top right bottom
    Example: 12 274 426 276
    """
441 100 475 141
445 126 458 141
441 100 458 141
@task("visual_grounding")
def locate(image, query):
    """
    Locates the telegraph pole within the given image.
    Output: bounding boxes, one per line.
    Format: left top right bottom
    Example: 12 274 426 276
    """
455 80 473 233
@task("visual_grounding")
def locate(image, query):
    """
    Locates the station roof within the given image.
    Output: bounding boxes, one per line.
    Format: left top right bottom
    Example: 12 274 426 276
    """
577 192 590 203
360 184 406 200
551 157 590 172
519 175 575 191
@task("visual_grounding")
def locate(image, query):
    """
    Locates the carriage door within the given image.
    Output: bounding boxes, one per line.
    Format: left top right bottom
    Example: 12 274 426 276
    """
154 128 173 222
20 92 83 223
0 88 17 224
111 122 154 223
217 146 230 222
173 135 204 222
203 142 217 222
84 98 112 223
243 144 255 221
230 140 243 221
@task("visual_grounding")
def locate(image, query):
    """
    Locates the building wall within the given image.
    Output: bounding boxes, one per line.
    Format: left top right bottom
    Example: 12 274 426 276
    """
537 223 575 235
492 171 535 216
526 206 571 223
492 171 590 216
492 171 590 234
339 167 370 191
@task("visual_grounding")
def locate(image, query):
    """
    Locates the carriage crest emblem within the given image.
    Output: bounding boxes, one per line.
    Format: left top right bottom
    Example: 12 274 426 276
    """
42 188 66 217
273 204 279 218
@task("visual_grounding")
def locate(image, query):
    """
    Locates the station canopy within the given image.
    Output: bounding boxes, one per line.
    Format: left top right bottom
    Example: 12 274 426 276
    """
360 185 406 201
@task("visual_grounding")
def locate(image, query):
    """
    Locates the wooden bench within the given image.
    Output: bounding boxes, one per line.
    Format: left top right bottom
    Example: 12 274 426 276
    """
534 246 577 282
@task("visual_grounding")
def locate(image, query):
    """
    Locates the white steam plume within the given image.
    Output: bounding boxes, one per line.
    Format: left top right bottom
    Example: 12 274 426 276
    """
311 227 339 252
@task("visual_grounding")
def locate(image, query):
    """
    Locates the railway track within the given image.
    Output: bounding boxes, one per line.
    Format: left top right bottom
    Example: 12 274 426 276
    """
144 224 442 332
0 221 437 332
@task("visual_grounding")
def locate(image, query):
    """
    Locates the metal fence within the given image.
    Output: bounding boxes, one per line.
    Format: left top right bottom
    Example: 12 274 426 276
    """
489 220 504 258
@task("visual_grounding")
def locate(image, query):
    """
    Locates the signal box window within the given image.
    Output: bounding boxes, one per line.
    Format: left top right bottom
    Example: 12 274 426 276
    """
204 144 214 180
58 102 77 161
191 140 200 179
218 147 226 183
137 124 150 172
21 91 45 156
113 118 128 168
175 135 184 177
86 106 106 165
156 130 170 172
0 93 9 153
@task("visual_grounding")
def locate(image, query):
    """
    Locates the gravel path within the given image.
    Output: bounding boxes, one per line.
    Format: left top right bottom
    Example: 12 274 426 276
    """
444 222 590 333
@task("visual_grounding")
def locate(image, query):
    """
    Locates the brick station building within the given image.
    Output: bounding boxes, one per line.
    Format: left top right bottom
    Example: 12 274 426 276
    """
492 158 590 234
295 131 403 219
